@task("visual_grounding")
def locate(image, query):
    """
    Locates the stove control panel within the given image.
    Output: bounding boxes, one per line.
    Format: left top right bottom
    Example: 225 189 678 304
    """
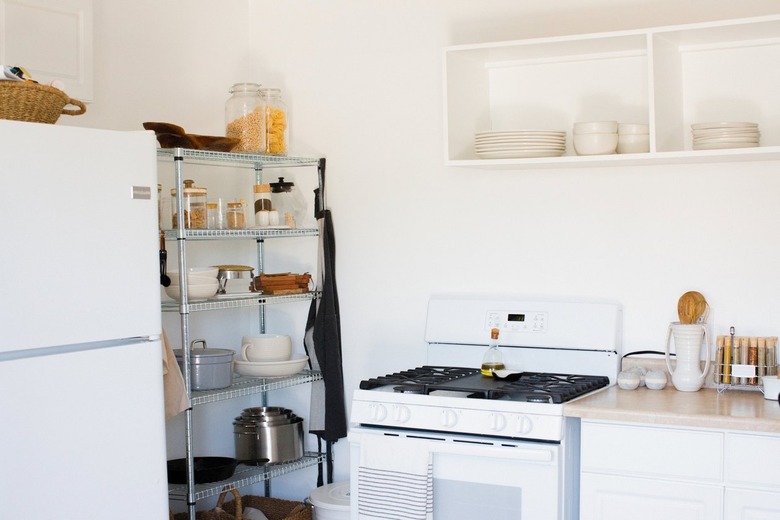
486 309 548 333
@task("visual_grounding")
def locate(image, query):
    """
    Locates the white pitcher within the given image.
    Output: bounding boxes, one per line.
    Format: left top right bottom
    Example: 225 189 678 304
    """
665 322 711 392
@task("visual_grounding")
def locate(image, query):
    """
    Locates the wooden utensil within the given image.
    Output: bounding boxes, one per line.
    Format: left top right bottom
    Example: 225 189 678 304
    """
677 290 708 324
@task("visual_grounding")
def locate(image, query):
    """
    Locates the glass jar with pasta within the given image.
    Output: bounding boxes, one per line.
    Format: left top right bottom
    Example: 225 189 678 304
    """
225 82 266 153
259 87 288 155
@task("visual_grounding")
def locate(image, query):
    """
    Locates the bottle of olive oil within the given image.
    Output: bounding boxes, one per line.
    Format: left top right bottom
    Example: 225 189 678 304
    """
481 327 505 377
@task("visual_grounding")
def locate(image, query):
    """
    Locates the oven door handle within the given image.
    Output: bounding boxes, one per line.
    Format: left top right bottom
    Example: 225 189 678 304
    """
404 435 556 462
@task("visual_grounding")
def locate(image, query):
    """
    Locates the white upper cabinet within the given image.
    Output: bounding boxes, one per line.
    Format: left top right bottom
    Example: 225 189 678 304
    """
0 0 93 102
444 15 780 168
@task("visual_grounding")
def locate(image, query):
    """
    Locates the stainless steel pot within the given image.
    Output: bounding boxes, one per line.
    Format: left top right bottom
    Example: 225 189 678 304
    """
174 339 234 390
234 415 304 464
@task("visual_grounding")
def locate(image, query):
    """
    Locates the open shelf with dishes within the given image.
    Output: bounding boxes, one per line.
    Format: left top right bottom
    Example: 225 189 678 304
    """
444 15 780 168
160 147 326 519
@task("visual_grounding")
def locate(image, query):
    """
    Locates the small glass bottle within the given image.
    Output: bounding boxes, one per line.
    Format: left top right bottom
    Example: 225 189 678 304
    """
481 328 505 377
207 202 219 229
226 200 246 230
171 179 207 229
225 82 265 153
259 87 288 155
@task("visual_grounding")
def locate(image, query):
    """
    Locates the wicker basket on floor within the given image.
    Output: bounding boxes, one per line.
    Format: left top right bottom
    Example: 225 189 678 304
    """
222 495 311 520
0 81 86 124
171 488 242 520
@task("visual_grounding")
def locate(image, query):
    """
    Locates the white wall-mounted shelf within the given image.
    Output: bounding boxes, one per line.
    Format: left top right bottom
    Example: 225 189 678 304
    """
444 15 780 168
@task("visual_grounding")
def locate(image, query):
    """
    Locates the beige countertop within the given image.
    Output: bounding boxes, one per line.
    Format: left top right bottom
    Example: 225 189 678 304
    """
564 385 780 433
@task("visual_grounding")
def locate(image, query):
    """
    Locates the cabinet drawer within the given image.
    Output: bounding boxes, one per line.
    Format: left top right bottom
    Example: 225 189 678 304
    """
582 421 723 481
726 433 780 490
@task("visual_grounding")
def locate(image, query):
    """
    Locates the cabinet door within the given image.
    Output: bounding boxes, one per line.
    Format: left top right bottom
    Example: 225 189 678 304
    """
581 473 723 520
0 0 93 100
724 488 780 520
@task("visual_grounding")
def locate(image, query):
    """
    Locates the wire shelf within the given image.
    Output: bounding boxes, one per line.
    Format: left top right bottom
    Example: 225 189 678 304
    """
161 291 319 313
190 370 322 406
157 148 320 168
167 452 326 501
163 228 319 240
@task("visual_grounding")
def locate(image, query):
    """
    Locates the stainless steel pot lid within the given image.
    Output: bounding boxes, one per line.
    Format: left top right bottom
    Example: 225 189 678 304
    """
174 339 234 364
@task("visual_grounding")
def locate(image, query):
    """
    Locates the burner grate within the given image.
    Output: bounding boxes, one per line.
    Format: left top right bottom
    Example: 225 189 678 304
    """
359 366 479 391
494 373 610 403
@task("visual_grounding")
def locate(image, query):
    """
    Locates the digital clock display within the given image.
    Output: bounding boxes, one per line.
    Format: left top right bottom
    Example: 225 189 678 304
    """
507 313 526 322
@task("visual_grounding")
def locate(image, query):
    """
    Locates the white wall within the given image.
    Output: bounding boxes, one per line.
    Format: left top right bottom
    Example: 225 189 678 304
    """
69 0 780 503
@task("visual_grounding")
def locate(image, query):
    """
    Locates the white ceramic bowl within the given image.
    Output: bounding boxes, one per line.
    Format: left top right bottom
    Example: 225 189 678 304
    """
164 279 219 301
168 274 219 286
573 121 618 134
574 132 618 155
234 355 309 377
617 134 650 154
762 375 780 400
168 267 218 279
618 123 649 135
241 334 293 362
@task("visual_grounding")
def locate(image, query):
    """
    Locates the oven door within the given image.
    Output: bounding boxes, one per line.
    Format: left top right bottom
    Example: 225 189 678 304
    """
349 427 577 520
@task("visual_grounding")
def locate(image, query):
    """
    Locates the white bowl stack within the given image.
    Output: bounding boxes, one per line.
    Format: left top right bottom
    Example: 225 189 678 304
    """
692 122 760 150
572 121 618 156
617 123 650 154
474 130 566 159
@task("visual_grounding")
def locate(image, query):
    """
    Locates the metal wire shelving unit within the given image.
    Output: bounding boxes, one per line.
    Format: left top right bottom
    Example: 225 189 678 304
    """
160 147 325 520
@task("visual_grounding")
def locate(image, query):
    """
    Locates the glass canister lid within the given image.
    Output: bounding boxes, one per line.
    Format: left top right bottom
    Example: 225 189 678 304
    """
170 179 207 196
229 82 261 94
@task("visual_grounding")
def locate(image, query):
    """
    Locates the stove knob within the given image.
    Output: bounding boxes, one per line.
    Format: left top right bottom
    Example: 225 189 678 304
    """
392 404 411 424
515 415 533 435
441 409 458 428
489 412 507 432
370 403 387 422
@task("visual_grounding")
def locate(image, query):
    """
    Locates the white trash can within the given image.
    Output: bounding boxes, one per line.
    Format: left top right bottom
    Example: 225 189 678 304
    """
309 481 350 520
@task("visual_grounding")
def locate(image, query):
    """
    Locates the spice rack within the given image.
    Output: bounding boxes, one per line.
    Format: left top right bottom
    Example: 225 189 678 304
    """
159 147 326 520
713 329 778 393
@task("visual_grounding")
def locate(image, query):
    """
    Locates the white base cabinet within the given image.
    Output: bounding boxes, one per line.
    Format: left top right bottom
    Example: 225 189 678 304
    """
580 421 780 520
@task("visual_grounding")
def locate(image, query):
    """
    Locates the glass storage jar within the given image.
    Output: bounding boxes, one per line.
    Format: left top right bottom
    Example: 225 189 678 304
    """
225 82 265 153
226 200 246 230
259 87 288 155
171 179 207 229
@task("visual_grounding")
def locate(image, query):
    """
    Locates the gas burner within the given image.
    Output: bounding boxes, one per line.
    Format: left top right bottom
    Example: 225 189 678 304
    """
359 366 479 391
393 384 426 394
526 394 553 404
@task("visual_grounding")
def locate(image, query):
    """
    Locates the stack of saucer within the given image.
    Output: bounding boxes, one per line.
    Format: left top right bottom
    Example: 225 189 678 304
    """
692 122 760 150
474 130 566 159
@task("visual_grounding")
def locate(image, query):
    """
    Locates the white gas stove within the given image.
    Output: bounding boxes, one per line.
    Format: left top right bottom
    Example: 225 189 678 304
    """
348 295 622 520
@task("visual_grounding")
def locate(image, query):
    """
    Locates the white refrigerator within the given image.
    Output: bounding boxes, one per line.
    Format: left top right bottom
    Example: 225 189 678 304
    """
0 120 169 518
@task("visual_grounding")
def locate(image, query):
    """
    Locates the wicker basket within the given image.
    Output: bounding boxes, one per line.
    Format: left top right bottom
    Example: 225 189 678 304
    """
222 495 311 520
171 488 242 520
0 81 86 124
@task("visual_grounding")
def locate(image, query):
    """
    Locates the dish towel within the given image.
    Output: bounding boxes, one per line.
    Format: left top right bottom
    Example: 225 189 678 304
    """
358 435 433 520
162 329 190 419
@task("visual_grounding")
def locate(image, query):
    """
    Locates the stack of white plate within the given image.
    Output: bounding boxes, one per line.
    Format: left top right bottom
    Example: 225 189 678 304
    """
474 130 566 159
692 122 760 151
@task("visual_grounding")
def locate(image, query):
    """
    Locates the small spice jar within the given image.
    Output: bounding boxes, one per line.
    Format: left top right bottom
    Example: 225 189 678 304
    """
259 87 288 155
225 82 265 153
171 180 207 229
226 200 246 230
